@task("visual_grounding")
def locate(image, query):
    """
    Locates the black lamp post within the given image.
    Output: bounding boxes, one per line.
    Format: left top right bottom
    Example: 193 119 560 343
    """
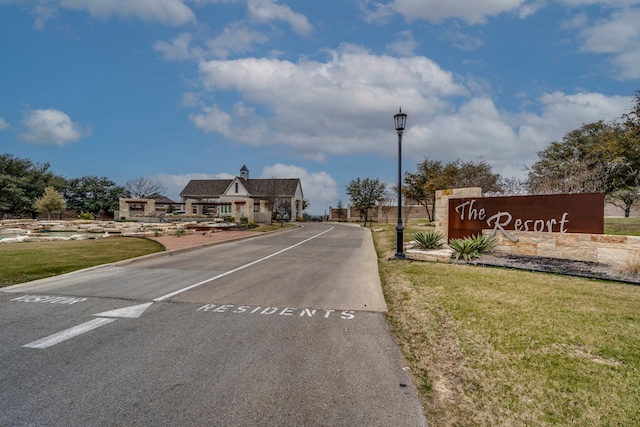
394 107 407 260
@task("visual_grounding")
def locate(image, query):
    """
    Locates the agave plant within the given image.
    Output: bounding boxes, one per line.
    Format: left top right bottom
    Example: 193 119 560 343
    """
449 234 497 261
413 230 445 250
472 233 497 253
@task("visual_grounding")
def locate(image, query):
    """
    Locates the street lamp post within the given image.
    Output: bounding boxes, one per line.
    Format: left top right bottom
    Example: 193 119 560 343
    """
394 107 407 260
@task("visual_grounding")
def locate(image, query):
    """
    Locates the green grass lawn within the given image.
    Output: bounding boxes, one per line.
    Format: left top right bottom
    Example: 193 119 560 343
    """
372 223 640 426
0 237 164 287
604 217 640 236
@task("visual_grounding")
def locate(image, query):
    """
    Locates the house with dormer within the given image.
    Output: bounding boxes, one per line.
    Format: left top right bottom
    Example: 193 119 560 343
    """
179 165 304 223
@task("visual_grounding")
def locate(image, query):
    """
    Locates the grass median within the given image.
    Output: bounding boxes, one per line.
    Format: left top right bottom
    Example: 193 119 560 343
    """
0 237 164 287
372 223 640 426
0 223 295 288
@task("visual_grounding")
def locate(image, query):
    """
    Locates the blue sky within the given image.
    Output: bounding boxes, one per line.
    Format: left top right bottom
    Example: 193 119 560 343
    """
0 0 638 215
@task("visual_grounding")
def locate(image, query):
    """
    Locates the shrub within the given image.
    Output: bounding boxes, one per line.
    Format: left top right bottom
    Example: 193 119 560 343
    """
175 227 186 238
618 257 640 278
449 234 497 261
413 230 445 250
152 228 163 237
78 211 94 220
473 233 497 253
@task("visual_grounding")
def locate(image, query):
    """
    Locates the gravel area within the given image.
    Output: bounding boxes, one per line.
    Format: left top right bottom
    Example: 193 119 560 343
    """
469 253 640 285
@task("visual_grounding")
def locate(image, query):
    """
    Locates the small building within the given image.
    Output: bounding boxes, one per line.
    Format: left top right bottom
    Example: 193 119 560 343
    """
117 193 180 219
179 165 304 223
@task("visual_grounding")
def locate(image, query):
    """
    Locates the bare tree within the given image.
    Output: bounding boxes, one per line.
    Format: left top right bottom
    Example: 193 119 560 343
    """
124 176 167 199
379 190 395 223
491 176 528 196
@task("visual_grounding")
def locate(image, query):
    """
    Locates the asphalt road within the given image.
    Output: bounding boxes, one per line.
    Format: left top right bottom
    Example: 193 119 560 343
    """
0 223 428 426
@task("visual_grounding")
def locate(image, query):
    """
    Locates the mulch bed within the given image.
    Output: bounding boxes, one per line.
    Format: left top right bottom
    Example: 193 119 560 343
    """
466 253 640 285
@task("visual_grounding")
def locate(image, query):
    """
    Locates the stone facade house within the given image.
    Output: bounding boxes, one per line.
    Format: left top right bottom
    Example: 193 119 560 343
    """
117 193 178 219
179 166 304 223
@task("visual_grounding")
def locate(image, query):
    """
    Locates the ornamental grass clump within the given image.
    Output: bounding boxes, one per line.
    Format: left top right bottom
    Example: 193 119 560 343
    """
449 233 497 261
413 230 445 250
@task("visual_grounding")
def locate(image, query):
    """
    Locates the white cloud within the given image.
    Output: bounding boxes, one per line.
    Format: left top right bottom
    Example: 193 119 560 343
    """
260 164 339 211
190 102 270 144
154 33 199 60
557 0 640 6
193 45 466 156
31 5 56 30
61 0 196 25
379 0 526 24
247 0 312 35
438 28 485 51
188 46 634 178
386 30 420 56
0 117 9 130
19 108 90 146
206 22 269 58
576 7 640 79
400 92 633 179
15 0 196 27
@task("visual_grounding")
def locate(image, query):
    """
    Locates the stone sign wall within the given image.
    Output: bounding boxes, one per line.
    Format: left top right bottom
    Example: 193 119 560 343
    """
447 193 604 241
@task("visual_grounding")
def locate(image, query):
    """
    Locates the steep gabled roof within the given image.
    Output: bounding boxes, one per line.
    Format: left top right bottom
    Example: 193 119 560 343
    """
179 178 301 198
180 179 233 197
244 178 301 197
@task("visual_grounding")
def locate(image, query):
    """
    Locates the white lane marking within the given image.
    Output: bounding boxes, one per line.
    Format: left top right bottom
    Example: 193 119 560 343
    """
153 226 335 302
23 302 155 349
93 302 152 318
11 295 87 305
23 318 117 349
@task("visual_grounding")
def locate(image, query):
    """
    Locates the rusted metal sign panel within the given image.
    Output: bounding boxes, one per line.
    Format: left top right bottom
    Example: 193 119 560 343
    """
448 193 604 241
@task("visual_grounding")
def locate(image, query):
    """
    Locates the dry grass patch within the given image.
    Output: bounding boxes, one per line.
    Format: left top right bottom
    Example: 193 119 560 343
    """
373 223 640 426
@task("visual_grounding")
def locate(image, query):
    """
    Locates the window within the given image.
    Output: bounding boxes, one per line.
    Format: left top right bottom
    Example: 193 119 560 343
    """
220 204 232 214
235 183 239 193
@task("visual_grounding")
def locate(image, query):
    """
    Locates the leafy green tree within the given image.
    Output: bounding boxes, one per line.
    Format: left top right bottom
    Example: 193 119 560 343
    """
345 177 386 226
454 158 502 192
0 153 66 218
64 176 125 216
403 158 443 222
34 186 66 219
609 91 640 216
527 121 614 195
404 157 502 221
527 92 640 216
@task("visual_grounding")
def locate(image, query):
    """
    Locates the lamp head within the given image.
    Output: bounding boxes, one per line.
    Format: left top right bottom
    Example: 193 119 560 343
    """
394 107 407 132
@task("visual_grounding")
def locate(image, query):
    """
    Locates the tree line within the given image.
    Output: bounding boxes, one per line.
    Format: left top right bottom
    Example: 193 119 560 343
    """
346 90 640 221
0 153 165 219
